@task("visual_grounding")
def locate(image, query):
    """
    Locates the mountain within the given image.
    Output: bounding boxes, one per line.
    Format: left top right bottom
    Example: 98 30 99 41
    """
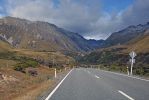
79 22 149 64
104 22 149 54
87 39 104 48
0 16 102 52
79 22 149 76
103 22 149 47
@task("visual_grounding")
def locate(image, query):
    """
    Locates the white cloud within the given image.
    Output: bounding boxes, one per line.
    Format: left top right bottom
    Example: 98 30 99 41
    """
4 0 149 40
121 0 149 26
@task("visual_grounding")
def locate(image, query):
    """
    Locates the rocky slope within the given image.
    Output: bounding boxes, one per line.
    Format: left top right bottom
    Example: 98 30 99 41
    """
0 16 102 52
103 22 149 47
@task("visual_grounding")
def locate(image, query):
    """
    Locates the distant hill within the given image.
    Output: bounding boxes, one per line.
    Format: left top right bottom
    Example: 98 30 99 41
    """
79 22 149 63
125 31 149 53
79 22 149 76
103 22 149 47
0 16 102 52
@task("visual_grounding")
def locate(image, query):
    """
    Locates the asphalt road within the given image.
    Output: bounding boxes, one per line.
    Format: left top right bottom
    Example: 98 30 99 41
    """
45 68 149 100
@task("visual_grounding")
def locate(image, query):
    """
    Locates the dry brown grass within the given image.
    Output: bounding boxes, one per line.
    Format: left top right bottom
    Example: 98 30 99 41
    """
0 41 13 52
13 79 55 100
0 59 17 68
0 66 55 100
0 37 73 100
10 48 74 65
126 35 149 53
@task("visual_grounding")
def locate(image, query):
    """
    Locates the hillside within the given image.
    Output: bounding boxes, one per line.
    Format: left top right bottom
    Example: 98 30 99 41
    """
0 39 13 52
0 40 74 67
103 22 149 47
0 35 76 99
79 23 149 76
0 16 102 52
126 36 149 53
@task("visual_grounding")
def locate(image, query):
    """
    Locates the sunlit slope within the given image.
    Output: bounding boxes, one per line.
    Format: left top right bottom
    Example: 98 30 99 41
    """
126 35 149 53
0 40 74 66
0 40 13 52
0 16 102 52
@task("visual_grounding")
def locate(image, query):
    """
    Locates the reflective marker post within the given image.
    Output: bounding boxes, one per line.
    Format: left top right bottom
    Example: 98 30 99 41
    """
55 68 57 78
127 67 129 75
129 51 137 76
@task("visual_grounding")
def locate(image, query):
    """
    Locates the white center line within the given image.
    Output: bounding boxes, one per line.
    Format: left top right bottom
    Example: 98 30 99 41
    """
45 69 73 100
87 71 90 74
95 75 100 78
118 90 135 100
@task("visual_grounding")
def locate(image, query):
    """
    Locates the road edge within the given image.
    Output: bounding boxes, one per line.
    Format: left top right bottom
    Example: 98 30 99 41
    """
45 69 73 100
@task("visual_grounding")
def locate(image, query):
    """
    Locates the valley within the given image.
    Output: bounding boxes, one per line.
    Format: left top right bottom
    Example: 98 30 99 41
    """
0 16 149 100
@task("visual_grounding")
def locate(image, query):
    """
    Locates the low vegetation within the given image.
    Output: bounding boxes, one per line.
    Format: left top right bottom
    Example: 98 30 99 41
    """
13 58 39 73
79 48 149 76
0 40 74 100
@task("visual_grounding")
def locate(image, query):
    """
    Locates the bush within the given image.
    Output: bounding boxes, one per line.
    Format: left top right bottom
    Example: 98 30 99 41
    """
134 67 145 75
26 60 38 68
14 63 26 73
28 70 38 76
13 58 39 73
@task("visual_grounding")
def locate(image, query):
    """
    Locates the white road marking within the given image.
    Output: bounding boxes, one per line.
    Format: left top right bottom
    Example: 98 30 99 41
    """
86 70 100 79
45 69 73 100
118 90 134 100
100 70 149 82
95 75 100 78
87 71 90 74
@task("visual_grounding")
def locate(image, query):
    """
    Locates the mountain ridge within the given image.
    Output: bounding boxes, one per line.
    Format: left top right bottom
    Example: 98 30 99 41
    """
0 16 103 52
103 22 149 47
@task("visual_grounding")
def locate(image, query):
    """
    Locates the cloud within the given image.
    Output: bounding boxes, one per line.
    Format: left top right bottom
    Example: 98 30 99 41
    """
4 0 149 40
121 0 149 26
6 0 55 21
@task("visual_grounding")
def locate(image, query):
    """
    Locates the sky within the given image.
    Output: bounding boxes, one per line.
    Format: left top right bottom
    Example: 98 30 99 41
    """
0 0 149 40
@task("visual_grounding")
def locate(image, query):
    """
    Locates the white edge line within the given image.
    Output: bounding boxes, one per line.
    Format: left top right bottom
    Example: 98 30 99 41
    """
118 90 134 100
95 75 100 78
45 69 73 100
100 70 149 82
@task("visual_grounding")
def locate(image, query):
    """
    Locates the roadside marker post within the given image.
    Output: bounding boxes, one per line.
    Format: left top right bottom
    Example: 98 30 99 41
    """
55 68 57 78
129 51 137 76
127 67 129 75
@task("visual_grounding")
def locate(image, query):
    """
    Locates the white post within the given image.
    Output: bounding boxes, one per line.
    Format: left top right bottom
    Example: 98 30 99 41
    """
55 68 57 78
127 67 129 75
130 58 133 76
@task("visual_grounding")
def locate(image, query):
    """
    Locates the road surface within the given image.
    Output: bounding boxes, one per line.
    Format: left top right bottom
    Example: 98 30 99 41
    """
45 68 149 100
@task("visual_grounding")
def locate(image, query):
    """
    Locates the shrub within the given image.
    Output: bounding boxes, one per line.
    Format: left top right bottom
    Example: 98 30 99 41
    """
28 70 38 76
14 63 26 73
26 60 38 68
13 58 39 73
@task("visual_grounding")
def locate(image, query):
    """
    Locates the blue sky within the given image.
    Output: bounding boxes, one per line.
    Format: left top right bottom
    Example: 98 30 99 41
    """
0 0 134 16
0 0 149 40
102 0 134 13
0 0 6 16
